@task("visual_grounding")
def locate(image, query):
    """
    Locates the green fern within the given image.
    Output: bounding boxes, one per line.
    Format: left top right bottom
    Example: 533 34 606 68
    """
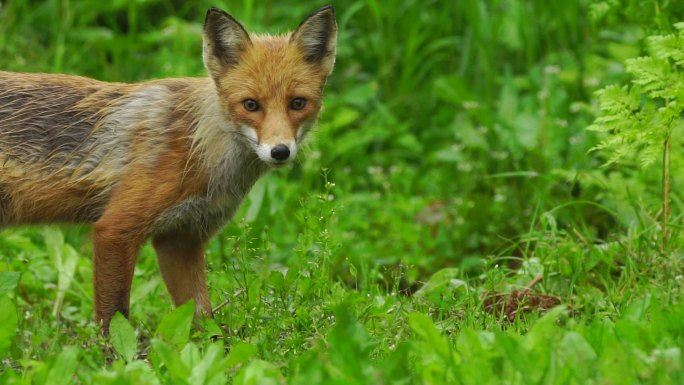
589 23 684 167
589 23 684 252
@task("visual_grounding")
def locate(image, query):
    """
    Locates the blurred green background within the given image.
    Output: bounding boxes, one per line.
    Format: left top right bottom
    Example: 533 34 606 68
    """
1 0 684 288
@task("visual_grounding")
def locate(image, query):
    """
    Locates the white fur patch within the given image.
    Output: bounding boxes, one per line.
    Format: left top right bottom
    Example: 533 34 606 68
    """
239 124 298 165
241 125 258 144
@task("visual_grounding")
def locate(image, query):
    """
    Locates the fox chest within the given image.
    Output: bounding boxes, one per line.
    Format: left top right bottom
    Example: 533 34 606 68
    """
152 194 241 237
150 147 265 237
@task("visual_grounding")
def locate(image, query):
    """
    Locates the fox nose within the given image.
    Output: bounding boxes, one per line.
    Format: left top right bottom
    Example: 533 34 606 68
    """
270 144 291 161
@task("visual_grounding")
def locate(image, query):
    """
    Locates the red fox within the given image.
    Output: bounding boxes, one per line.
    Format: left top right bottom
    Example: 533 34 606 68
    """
0 6 337 333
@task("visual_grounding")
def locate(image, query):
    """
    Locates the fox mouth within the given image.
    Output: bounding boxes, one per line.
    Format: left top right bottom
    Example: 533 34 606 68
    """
264 159 291 168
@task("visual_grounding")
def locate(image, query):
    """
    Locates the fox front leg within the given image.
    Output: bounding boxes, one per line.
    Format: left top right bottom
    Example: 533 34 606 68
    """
92 219 145 332
91 164 188 334
153 229 212 317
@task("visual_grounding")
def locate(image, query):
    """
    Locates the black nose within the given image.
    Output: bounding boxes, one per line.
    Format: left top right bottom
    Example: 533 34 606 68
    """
270 144 290 161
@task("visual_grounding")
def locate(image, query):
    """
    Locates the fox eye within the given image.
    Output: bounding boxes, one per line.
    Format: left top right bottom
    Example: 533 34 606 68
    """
242 99 260 112
289 97 307 111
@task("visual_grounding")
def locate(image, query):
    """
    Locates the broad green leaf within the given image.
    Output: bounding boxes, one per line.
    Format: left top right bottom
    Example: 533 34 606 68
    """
247 278 262 308
559 331 598 367
92 360 161 385
328 305 374 381
518 257 544 277
56 244 78 295
150 339 190 382
42 226 65 262
414 268 469 299
329 107 361 129
131 275 161 304
196 317 224 342
0 369 22 384
408 313 454 362
233 360 284 385
0 295 16 356
156 301 195 347
42 227 79 317
245 178 267 222
523 306 567 351
0 272 20 294
45 346 79 385
188 344 228 385
434 75 473 104
496 333 532 381
288 351 328 385
226 342 258 369
622 295 650 321
110 312 137 363
180 344 202 378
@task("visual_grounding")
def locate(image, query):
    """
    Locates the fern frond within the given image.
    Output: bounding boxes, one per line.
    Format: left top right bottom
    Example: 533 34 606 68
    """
627 57 671 98
595 85 640 114
649 29 684 69
588 24 683 170
638 144 660 168
589 0 619 23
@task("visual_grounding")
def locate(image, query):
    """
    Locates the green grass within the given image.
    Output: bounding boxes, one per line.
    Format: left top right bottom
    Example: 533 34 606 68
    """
1 0 684 383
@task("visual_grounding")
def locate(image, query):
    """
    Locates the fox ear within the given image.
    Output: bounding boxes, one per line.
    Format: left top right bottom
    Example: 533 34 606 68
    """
203 7 251 79
290 5 337 75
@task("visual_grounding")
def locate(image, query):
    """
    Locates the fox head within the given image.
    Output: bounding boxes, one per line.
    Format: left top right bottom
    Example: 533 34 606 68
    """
202 6 337 167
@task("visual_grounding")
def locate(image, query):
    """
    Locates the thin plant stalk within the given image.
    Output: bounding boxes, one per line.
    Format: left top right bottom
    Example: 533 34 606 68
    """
662 133 671 254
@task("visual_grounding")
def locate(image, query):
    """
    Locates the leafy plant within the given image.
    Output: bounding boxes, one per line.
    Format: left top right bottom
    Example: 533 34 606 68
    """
110 312 137 363
589 23 684 251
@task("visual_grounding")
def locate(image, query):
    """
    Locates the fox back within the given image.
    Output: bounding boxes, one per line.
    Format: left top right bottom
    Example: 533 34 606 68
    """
0 6 337 333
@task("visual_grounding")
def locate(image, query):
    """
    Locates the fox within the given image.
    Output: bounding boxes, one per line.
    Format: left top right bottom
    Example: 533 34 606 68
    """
0 6 337 333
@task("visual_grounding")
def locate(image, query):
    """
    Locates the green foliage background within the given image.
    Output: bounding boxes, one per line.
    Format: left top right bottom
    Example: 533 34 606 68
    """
1 0 684 383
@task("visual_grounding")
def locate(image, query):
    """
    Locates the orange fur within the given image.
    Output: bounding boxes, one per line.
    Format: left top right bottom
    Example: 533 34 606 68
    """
220 35 330 141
